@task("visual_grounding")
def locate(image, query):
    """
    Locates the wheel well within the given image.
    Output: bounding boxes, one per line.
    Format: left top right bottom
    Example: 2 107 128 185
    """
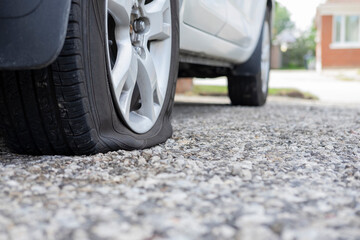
178 62 230 78
267 0 273 10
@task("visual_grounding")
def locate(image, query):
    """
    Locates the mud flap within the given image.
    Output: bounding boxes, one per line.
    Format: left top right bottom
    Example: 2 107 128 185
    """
0 0 71 70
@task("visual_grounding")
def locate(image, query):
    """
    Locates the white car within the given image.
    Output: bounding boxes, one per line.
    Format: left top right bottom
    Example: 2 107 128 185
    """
0 0 272 155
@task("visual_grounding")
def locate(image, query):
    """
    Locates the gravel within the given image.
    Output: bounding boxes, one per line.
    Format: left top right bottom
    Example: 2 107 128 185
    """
0 97 359 240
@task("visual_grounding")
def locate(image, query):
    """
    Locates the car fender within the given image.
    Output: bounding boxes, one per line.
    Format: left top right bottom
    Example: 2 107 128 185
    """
0 0 71 70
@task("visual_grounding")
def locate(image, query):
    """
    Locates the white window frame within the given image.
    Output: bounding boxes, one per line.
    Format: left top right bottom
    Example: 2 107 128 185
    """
331 15 360 49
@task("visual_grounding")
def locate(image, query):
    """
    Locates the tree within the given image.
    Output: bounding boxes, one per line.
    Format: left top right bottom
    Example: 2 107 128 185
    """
305 23 317 56
273 2 295 37
283 22 317 69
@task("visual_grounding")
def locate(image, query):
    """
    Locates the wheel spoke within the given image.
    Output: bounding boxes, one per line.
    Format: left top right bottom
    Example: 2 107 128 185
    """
144 0 171 41
139 50 158 90
108 0 133 25
154 83 164 106
112 48 139 120
137 50 158 120
111 43 135 93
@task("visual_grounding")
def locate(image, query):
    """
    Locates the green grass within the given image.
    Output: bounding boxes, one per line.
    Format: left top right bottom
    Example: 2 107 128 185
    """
268 88 318 100
279 66 306 70
188 85 318 100
336 74 355 82
191 85 228 96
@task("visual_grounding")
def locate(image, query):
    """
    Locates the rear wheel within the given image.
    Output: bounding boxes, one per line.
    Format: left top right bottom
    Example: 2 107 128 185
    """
0 0 179 155
227 8 271 106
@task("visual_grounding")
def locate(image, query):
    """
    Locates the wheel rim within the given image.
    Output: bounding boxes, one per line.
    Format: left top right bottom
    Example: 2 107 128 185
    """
261 20 270 95
105 0 172 134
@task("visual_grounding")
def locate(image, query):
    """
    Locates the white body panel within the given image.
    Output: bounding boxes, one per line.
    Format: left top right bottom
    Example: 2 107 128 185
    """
183 0 227 35
179 0 267 64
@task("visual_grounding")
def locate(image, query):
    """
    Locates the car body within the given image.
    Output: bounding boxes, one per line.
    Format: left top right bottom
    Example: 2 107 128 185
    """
180 0 269 64
0 0 272 71
0 0 273 155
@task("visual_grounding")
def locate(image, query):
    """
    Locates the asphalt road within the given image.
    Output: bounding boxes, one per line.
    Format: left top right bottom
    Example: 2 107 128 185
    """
0 96 359 240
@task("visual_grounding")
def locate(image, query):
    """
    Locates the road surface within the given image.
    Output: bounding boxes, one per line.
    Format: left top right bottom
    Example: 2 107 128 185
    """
0 97 359 240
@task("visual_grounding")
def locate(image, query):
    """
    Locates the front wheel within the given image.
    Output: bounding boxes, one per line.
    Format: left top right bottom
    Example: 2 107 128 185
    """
227 8 271 106
0 0 179 155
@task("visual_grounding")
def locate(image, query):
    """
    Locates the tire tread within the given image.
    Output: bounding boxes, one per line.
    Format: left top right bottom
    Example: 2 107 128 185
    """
0 0 97 155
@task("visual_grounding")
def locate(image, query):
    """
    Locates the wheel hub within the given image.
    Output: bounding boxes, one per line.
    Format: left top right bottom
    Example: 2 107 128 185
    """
130 4 149 57
133 19 146 33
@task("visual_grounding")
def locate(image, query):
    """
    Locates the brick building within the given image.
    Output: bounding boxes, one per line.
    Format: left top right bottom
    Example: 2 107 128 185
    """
317 0 360 70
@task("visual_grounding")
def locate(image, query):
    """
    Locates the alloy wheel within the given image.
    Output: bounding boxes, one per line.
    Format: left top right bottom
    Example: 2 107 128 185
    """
261 20 270 95
105 0 172 134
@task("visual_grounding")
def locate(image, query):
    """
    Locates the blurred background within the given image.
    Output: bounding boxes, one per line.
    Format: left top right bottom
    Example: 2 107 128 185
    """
177 0 360 105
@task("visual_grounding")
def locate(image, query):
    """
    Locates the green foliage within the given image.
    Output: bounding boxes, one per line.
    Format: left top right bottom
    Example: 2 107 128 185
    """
305 24 317 56
273 2 295 37
273 1 316 69
283 23 316 68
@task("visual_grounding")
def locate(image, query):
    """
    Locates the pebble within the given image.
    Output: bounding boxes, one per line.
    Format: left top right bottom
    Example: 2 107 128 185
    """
0 99 359 239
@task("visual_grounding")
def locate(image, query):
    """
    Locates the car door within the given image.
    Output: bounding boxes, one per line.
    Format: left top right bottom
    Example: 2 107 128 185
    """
179 0 267 64
217 0 267 48
182 0 227 36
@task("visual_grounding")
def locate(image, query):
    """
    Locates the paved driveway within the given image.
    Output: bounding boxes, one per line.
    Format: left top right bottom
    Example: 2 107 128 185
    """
194 70 360 105
269 70 360 104
0 97 359 240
